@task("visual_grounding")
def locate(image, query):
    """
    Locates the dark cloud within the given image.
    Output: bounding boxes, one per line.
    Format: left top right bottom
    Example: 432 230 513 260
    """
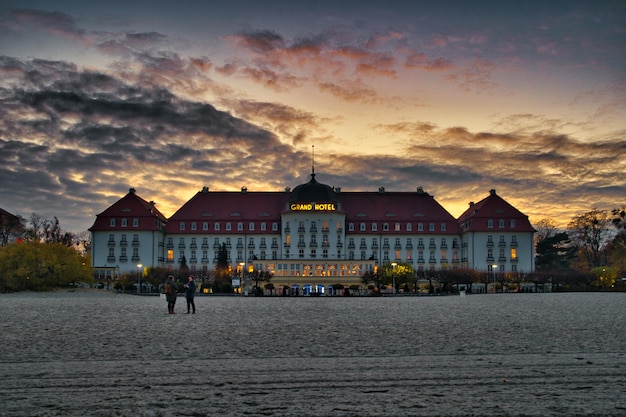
8 9 85 41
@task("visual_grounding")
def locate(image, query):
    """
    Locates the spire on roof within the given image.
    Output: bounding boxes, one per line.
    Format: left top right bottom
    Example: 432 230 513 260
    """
311 144 315 179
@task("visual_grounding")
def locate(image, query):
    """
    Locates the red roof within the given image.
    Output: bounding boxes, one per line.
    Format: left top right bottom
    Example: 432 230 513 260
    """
89 188 167 231
338 190 461 234
457 189 535 233
165 188 287 233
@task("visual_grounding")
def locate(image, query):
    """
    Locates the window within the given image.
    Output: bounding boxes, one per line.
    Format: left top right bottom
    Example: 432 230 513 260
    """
510 219 516 228
180 222 185 231
272 222 278 231
372 223 378 231
349 223 355 231
440 223 446 231
487 219 494 228
511 248 517 260
133 218 139 227
237 222 243 231
395 223 401 231
167 249 174 261
226 223 232 231
429 223 435 231
406 223 412 231
261 222 266 231
499 219 505 228
191 222 197 231
360 223 366 231
121 218 128 227
203 222 208 231
418 223 423 232
249 222 254 231
383 223 389 231
215 223 220 231
109 218 116 227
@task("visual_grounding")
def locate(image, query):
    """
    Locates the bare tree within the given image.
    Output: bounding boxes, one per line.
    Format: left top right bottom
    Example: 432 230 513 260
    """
0 210 25 246
567 209 612 270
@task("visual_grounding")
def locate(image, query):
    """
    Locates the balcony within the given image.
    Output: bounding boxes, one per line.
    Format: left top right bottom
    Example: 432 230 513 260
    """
131 256 140 262
201 257 209 263
406 244 413 250
213 244 221 250
178 244 185 249
236 243 243 249
167 242 174 249
190 243 197 249
510 241 518 247
107 256 116 262
298 226 306 233
348 243 356 249
119 240 127 247
107 240 115 247
119 256 128 262
499 241 507 247
417 244 425 250
486 241 494 247
428 258 436 264
360 244 368 250
201 243 209 249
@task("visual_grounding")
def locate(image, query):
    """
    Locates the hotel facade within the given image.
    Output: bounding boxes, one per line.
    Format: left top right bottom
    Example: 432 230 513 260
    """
89 172 535 293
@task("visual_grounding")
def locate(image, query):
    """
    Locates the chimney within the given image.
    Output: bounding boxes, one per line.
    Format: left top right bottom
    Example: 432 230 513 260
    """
241 186 247 193
201 186 209 193
489 189 496 196
129 188 136 194
469 202 474 207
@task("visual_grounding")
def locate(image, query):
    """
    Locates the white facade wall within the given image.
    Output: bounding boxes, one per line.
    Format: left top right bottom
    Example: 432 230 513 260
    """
92 230 165 274
462 231 534 273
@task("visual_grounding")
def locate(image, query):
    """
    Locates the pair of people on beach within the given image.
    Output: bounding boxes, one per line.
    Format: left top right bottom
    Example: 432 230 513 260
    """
164 275 196 314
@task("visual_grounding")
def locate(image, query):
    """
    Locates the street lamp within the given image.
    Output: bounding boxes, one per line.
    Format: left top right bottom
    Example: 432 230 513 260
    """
391 262 397 295
492 264 497 294
239 262 245 295
137 263 143 294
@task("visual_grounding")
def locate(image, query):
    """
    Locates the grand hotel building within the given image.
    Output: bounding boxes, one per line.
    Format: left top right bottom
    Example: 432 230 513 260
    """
90 171 535 293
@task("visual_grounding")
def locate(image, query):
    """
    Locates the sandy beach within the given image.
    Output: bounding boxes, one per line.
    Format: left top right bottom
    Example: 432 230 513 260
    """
1 291 624 416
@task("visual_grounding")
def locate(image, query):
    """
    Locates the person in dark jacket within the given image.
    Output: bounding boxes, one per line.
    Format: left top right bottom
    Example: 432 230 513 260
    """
165 275 177 314
184 275 196 314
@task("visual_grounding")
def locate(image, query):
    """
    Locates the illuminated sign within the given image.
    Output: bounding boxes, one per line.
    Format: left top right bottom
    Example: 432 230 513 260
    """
290 202 337 211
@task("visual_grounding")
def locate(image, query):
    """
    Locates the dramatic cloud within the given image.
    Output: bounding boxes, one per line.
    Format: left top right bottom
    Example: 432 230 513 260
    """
0 1 624 232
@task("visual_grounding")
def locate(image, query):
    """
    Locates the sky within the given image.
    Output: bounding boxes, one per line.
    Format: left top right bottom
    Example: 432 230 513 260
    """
0 0 624 233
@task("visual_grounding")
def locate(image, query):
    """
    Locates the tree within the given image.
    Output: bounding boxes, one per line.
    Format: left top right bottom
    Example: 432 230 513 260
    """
591 266 617 290
535 232 577 271
534 218 559 248
0 241 92 292
567 209 611 270
612 206 626 230
0 210 24 246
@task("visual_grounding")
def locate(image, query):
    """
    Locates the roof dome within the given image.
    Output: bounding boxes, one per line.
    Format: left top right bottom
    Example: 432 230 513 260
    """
289 173 337 203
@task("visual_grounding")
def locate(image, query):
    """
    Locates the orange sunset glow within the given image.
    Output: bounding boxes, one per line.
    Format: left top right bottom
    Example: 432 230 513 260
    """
0 1 624 232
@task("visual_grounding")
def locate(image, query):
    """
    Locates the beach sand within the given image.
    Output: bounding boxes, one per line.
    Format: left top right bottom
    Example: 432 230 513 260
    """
1 291 624 416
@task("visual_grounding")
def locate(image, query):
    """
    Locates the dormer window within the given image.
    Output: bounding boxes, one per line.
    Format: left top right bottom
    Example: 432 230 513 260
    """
110 218 116 227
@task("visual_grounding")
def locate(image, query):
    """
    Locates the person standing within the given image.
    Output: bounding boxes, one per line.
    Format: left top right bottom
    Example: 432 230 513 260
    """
165 275 177 314
184 275 196 314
